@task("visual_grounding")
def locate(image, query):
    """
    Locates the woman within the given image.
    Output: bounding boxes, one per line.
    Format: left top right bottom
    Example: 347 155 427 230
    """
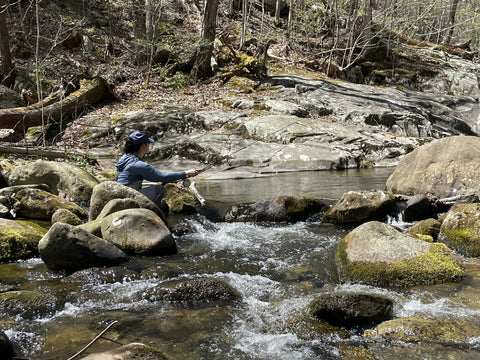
116 130 200 206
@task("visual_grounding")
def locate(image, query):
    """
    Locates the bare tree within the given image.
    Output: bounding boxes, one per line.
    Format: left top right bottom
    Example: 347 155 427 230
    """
446 0 460 44
0 0 14 87
191 0 220 80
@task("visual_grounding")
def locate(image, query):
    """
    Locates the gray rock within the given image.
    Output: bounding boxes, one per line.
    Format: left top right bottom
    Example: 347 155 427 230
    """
11 187 87 220
96 198 142 220
4 160 99 202
89 181 165 221
38 222 127 271
402 194 432 222
386 136 480 199
225 195 327 222
100 208 176 255
0 330 15 360
323 190 396 224
307 292 393 327
336 221 465 287
0 85 24 109
79 343 167 360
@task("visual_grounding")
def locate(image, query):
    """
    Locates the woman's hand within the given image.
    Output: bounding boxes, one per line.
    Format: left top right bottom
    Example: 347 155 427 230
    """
185 169 201 178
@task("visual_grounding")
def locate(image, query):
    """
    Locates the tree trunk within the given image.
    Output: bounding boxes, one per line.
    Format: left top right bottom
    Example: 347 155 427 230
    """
191 0 219 80
446 0 459 44
0 77 110 132
0 0 14 87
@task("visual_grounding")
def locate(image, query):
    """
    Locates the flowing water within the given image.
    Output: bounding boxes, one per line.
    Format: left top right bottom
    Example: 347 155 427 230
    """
3 168 480 359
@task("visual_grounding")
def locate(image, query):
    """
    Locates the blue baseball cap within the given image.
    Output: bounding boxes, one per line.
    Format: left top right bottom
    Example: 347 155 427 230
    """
129 131 154 145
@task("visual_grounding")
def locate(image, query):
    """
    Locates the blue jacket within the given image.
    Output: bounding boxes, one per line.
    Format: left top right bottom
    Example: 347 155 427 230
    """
115 153 186 187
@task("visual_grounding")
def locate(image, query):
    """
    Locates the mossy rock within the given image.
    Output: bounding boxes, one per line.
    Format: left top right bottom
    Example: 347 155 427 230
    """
365 317 480 345
51 208 83 226
0 219 47 262
164 183 200 214
439 203 480 257
407 218 441 240
336 221 465 287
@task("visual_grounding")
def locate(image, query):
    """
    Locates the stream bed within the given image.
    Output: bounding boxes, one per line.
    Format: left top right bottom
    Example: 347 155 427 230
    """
2 168 480 359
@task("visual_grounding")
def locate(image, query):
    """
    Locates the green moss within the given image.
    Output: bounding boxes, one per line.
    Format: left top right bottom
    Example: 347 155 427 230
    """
336 240 465 287
0 220 47 261
164 184 199 214
441 228 480 257
126 346 167 360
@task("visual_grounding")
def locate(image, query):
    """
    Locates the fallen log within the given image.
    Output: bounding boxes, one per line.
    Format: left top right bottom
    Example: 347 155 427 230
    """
0 144 98 164
0 77 110 133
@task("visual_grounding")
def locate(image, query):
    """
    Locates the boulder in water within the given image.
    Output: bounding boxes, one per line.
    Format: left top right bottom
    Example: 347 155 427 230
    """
225 195 327 222
322 190 396 224
0 218 47 261
100 208 176 255
38 222 127 271
336 221 465 287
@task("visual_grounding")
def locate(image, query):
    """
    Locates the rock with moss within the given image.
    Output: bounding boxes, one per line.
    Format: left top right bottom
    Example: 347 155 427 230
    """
4 160 99 202
406 218 441 240
80 343 167 360
164 183 201 214
144 277 240 303
365 317 480 346
0 290 58 319
100 208 176 255
386 136 480 199
38 222 127 272
89 181 166 222
0 218 47 262
10 187 87 221
322 190 397 224
336 221 465 287
51 208 83 226
225 195 327 223
307 292 393 327
438 203 480 257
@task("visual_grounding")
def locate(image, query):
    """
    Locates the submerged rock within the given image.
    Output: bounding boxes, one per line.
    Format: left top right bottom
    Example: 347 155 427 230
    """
79 343 167 360
225 195 326 222
439 203 480 257
100 208 176 255
0 290 58 319
365 317 480 346
307 292 393 327
144 277 240 303
38 222 127 271
0 219 47 262
322 190 396 224
336 221 465 287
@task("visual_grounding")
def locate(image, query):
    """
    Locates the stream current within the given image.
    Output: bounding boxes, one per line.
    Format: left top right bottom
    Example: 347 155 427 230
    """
3 168 480 359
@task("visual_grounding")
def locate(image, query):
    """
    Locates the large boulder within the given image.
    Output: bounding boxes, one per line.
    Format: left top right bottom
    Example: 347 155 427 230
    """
0 219 47 262
439 203 480 257
0 85 24 109
322 190 397 224
9 187 87 220
0 330 16 360
336 221 465 287
4 160 99 202
225 195 327 222
38 222 127 271
386 136 480 199
100 208 176 255
89 181 165 221
365 317 480 346
80 343 167 360
307 292 393 327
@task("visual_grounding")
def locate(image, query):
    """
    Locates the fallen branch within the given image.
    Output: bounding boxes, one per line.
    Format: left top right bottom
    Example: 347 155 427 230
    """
0 145 98 164
67 320 119 360
0 77 110 133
